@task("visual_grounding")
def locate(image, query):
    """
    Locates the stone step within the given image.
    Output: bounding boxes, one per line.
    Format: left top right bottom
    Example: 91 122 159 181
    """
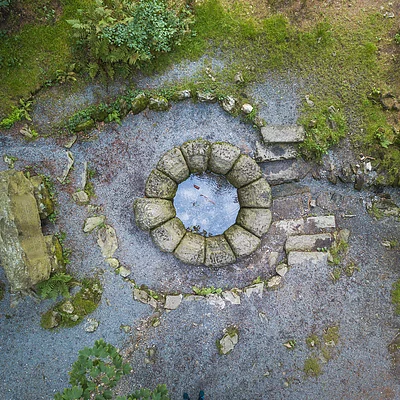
285 233 333 252
261 125 305 144
287 251 328 267
261 159 311 185
273 216 336 237
254 141 297 162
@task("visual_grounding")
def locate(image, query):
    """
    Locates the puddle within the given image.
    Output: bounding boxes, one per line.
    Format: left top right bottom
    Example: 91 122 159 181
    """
174 173 240 236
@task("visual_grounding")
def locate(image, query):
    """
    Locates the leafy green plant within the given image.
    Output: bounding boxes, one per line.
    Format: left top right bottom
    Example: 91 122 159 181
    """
67 0 193 78
36 273 73 299
193 286 222 296
394 33 400 45
56 64 77 84
0 98 32 129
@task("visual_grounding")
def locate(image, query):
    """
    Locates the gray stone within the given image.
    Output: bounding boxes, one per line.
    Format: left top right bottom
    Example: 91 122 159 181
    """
117 266 131 278
133 198 176 231
97 225 118 258
226 155 262 188
274 219 304 235
234 72 244 83
57 151 74 183
83 215 105 233
180 139 211 174
73 191 89 204
64 135 77 149
0 170 52 291
261 159 311 185
150 218 186 253
287 251 328 267
218 330 239 355
241 103 253 114
306 215 336 230
133 288 158 308
221 96 236 113
276 263 288 277
105 258 120 269
85 318 99 333
244 282 264 298
174 233 205 265
157 147 190 184
255 141 297 162
208 142 241 175
267 275 282 288
149 96 169 111
165 294 182 310
197 91 217 102
145 169 177 200
285 233 333 252
237 178 272 208
224 225 261 258
261 125 305 143
236 208 272 237
222 290 241 305
206 294 225 309
131 92 149 114
205 235 236 267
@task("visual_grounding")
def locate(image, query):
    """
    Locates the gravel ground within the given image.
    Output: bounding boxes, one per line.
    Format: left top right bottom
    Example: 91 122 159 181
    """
0 68 399 400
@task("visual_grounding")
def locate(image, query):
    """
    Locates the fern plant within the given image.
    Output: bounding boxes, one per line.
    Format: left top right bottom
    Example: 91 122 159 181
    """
36 273 73 300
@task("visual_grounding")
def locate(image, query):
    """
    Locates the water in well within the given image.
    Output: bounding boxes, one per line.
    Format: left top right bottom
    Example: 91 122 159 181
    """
174 173 240 236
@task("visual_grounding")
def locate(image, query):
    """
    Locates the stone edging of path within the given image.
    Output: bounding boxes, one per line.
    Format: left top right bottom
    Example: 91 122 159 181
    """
133 139 273 267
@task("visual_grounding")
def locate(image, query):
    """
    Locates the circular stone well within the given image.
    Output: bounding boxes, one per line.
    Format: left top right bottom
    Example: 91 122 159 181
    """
133 139 273 267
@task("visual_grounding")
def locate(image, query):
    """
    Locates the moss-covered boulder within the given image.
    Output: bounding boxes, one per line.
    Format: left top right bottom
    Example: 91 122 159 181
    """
149 96 169 111
0 170 52 291
208 142 241 175
157 147 190 183
180 138 211 174
174 233 205 265
74 119 95 132
226 154 262 188
133 198 176 231
151 218 186 253
145 169 177 200
131 93 149 114
205 235 236 267
224 224 261 258
237 178 272 208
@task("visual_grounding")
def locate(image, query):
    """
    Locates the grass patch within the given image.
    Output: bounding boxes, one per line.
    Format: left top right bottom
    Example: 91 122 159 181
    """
392 280 400 315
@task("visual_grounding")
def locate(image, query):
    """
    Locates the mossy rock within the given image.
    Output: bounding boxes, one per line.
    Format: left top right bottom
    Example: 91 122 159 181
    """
30 175 54 220
74 119 95 132
157 147 190 183
151 218 186 253
205 235 236 267
133 198 176 231
237 178 272 208
145 169 178 200
180 138 211 174
91 108 108 122
226 154 262 188
131 93 149 114
224 224 261 258
174 233 205 265
149 96 169 111
208 142 241 175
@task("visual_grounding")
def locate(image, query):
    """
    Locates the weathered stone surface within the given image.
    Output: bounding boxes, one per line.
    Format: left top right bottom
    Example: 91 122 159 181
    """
156 147 190 183
173 90 191 100
57 151 74 183
133 288 158 308
180 139 211 174
255 141 297 162
97 225 118 258
205 235 236 267
222 290 241 304
30 175 54 219
44 235 64 273
117 265 131 278
83 215 105 233
0 170 52 291
60 301 74 314
150 218 186 253
261 125 305 143
226 155 262 188
244 282 264 298
261 159 311 185
274 219 304 235
197 91 217 102
236 208 272 237
221 96 236 113
218 330 239 355
287 251 328 267
73 191 89 204
208 142 241 175
131 92 149 114
145 169 177 199
206 294 226 309
85 318 99 333
174 233 205 265
241 103 253 114
267 275 282 288
165 294 182 310
224 225 261 257
105 257 120 269
237 178 272 208
285 233 332 252
134 198 176 231
306 215 336 230
149 96 169 111
276 263 288 277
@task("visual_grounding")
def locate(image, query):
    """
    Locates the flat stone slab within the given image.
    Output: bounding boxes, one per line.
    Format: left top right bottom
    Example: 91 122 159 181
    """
261 125 305 143
208 142 241 175
156 147 190 183
174 232 205 265
306 215 336 230
285 233 333 252
164 294 182 310
218 331 239 355
287 251 328 267
236 208 272 237
255 141 297 162
224 224 261 258
226 155 262 188
83 215 105 233
97 225 118 258
261 159 311 185
134 198 176 231
180 138 211 173
145 169 177 199
237 178 272 208
150 218 186 253
205 235 236 267
274 219 305 236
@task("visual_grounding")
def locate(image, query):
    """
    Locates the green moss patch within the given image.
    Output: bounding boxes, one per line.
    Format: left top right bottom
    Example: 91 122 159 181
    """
392 279 400 315
304 357 322 377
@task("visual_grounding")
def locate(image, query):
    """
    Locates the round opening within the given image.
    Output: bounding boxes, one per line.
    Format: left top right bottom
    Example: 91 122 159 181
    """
174 172 240 236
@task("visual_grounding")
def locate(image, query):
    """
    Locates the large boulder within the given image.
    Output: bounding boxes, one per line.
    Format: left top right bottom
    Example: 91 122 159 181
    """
0 170 55 291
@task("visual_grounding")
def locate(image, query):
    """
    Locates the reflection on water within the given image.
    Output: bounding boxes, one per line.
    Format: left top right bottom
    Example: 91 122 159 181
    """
174 173 239 236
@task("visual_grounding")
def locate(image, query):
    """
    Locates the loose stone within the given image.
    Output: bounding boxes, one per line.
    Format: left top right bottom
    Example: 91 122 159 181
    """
197 91 217 102
285 233 332 252
165 294 182 310
133 198 176 231
85 318 99 333
148 96 169 111
221 96 236 113
208 142 241 175
244 282 264 298
236 208 272 238
150 218 186 253
97 225 118 258
133 288 158 308
117 266 131 278
276 263 288 277
83 215 105 233
217 330 239 355
224 225 261 258
226 154 262 188
241 103 253 114
145 169 177 199
267 275 282 288
237 178 272 208
287 251 328 267
180 139 211 174
73 191 89 204
174 233 206 265
157 147 190 183
222 290 241 305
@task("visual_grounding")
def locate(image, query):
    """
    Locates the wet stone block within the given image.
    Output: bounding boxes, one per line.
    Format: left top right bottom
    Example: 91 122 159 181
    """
133 198 176 231
151 218 186 253
174 232 205 265
208 142 241 175
180 139 211 174
157 148 190 184
145 169 177 199
285 233 333 252
238 178 272 208
205 235 236 267
224 224 261 258
236 208 272 238
226 154 262 188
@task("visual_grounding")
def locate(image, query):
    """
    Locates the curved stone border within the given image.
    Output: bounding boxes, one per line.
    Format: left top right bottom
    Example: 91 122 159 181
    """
133 139 272 267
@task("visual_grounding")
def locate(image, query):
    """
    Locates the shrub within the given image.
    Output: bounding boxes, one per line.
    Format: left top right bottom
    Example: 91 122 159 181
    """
67 0 193 78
